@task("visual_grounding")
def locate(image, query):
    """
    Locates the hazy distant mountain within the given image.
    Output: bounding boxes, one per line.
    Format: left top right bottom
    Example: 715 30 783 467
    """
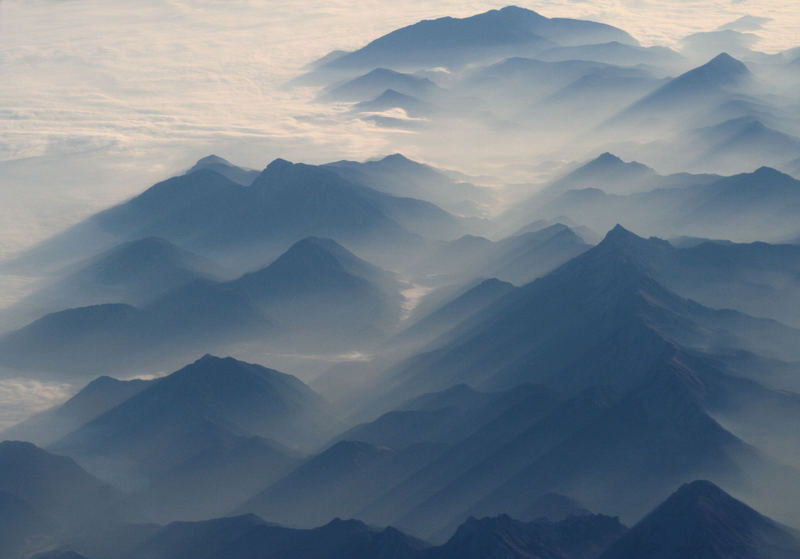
681 30 759 61
611 53 752 130
236 440 443 528
2 375 154 446
531 166 800 242
319 68 441 102
186 155 259 186
688 117 800 173
324 153 494 217
0 441 116 528
0 236 405 373
395 278 515 348
598 480 800 559
537 41 683 69
786 156 800 179
0 490 54 559
13 158 466 275
50 356 335 519
352 90 436 118
415 224 590 285
5 236 218 329
232 237 404 346
309 6 636 75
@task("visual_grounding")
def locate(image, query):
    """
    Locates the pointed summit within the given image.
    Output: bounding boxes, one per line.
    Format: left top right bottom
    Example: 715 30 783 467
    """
599 480 800 559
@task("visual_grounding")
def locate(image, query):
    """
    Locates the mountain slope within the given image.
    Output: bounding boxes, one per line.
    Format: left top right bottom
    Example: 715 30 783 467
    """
598 480 800 559
49 356 336 519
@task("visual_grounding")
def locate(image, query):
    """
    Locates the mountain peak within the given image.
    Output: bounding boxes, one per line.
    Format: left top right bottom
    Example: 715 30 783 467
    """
599 479 800 559
264 158 294 172
699 51 750 76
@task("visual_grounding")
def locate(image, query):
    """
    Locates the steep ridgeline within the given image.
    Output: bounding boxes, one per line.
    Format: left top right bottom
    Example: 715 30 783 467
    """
47 355 338 522
0 237 404 374
348 225 800 538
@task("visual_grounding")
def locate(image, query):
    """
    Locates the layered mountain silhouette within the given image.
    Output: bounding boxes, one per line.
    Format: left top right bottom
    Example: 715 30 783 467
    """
532 165 800 242
12 157 466 275
0 237 404 374
415 224 590 285
3 236 217 331
610 53 752 130
342 226 800 536
46 356 335 520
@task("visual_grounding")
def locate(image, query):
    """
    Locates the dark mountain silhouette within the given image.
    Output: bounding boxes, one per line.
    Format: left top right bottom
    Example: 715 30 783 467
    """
128 515 429 559
598 480 800 559
2 375 154 446
324 153 494 217
434 513 626 559
236 440 443 528
312 6 636 74
49 356 335 520
186 155 259 186
319 68 440 102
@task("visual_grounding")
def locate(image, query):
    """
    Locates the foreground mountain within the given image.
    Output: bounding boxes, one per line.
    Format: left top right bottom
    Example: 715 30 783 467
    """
598 480 800 559
48 356 335 520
